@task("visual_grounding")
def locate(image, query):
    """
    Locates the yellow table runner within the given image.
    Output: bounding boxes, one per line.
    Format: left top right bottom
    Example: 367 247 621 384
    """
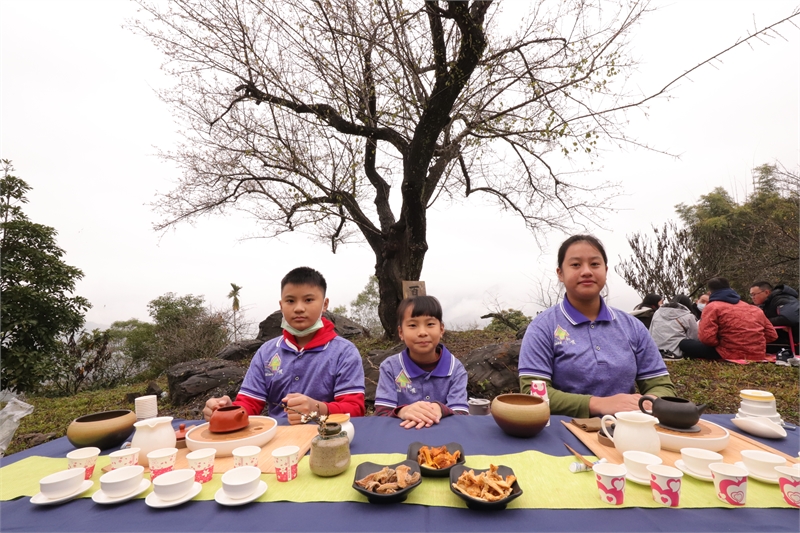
1 452 793 509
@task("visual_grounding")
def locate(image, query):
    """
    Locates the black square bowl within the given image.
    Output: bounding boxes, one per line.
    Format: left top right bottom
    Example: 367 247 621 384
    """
406 441 466 478
448 464 523 510
352 460 422 504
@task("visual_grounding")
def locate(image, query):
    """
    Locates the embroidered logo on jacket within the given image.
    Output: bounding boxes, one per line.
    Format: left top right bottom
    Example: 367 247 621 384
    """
264 353 282 376
554 325 575 346
395 370 415 393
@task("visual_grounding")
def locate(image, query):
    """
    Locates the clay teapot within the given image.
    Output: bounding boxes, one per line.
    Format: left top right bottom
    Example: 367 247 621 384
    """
209 405 249 433
639 395 706 429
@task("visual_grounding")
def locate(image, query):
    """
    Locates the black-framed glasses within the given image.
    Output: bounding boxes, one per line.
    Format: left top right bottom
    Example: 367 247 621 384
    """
749 290 765 299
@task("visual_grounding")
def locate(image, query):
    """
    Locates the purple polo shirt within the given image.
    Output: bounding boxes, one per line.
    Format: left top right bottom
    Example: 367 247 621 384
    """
374 345 469 413
518 297 669 397
238 335 365 418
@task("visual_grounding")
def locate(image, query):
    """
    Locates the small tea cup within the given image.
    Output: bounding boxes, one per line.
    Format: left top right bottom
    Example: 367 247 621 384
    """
186 448 216 483
647 464 683 507
593 462 626 505
147 447 178 480
680 447 722 477
100 465 144 498
222 466 262 499
740 450 785 480
709 462 747 506
40 468 86 499
622 450 662 481
109 447 140 470
775 465 800 508
152 469 196 501
66 447 101 479
232 445 261 468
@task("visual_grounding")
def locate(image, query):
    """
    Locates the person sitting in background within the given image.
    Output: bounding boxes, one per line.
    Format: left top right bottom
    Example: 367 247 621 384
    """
631 293 663 329
649 295 698 360
680 277 777 362
518 234 675 418
752 281 799 354
690 292 709 321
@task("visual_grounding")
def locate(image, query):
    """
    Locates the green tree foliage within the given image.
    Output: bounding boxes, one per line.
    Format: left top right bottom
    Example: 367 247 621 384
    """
483 309 532 333
618 164 799 299
227 283 242 342
0 161 90 393
111 293 231 379
334 276 381 335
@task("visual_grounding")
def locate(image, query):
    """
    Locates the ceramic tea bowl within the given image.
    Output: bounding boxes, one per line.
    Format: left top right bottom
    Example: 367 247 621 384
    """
490 394 549 438
66 410 137 450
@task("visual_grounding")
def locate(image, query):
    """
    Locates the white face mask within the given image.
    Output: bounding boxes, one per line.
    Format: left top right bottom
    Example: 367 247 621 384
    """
697 303 706 311
281 315 324 338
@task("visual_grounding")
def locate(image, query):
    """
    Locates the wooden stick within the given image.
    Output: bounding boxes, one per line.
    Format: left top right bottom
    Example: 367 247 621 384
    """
564 442 595 468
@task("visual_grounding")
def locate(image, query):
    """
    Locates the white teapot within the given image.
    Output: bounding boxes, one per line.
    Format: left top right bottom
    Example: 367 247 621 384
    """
130 416 176 466
600 411 661 455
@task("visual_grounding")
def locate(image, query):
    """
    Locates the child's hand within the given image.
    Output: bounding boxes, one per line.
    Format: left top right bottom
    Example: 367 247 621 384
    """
282 393 327 425
203 395 231 421
398 402 442 429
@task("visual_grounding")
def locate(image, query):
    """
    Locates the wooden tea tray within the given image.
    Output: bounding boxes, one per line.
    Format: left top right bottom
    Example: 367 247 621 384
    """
106 424 318 475
562 419 799 467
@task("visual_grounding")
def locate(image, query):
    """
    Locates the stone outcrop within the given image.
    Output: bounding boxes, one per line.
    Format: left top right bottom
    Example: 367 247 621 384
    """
362 344 405 403
459 340 522 400
215 339 267 361
258 311 370 341
167 359 247 406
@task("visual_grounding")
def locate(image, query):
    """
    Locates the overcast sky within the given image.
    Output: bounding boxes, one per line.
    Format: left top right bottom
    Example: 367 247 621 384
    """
1 0 798 334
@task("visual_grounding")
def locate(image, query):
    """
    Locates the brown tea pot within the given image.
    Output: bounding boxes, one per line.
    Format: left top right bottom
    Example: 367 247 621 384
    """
639 395 706 429
209 405 249 433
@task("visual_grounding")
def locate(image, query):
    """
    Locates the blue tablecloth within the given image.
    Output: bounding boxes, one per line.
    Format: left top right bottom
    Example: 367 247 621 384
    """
1 414 797 532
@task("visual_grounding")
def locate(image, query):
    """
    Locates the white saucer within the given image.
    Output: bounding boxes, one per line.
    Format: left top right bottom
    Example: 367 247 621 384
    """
734 461 779 484
214 480 267 506
674 460 713 482
92 478 151 505
31 480 94 505
625 472 651 485
732 416 787 439
145 482 202 508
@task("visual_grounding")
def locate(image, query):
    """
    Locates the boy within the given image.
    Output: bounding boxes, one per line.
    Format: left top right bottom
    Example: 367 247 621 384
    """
203 267 365 424
374 295 468 429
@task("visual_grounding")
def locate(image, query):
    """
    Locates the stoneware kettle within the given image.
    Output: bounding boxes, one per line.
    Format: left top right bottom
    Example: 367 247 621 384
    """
131 416 176 467
639 395 706 429
600 411 661 455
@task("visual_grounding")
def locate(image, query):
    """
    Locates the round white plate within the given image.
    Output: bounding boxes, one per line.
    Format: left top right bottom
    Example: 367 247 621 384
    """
734 461 779 484
674 460 713 482
657 420 730 452
145 482 202 508
92 478 151 505
625 472 650 485
214 480 267 506
731 416 787 439
31 479 94 505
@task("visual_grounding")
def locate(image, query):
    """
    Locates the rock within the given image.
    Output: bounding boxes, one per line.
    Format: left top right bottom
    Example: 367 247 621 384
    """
362 344 405 404
146 381 163 397
215 339 266 361
257 311 370 341
20 432 58 447
460 341 522 400
516 326 527 340
166 359 247 406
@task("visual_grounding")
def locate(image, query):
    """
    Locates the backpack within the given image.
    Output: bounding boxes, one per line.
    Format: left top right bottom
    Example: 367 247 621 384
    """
777 298 800 326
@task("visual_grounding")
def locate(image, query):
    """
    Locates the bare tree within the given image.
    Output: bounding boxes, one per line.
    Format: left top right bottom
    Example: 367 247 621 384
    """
132 0 799 337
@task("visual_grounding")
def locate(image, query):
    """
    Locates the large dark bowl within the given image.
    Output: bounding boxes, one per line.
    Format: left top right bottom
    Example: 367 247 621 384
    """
490 394 549 438
407 441 466 478
449 464 523 510
66 410 136 450
352 460 422 504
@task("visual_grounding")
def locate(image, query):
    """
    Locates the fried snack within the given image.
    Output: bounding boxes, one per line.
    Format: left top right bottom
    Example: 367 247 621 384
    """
417 445 461 469
355 466 421 494
451 464 516 502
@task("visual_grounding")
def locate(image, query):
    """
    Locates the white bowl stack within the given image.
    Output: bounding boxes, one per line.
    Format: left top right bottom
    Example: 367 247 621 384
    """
737 389 783 426
135 395 158 421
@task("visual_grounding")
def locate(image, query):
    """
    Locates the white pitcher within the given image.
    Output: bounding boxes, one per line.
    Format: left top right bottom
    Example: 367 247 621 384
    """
600 411 661 455
130 416 176 467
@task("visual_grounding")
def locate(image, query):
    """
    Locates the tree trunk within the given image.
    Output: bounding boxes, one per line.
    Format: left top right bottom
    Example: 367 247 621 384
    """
373 219 427 340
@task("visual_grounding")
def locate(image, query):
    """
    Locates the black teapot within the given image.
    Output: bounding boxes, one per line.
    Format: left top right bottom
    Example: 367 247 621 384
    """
639 395 706 429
